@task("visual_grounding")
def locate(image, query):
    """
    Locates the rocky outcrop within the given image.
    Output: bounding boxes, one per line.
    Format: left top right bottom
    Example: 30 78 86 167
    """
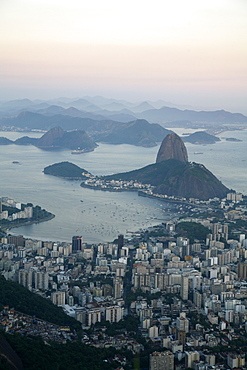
36 126 64 147
156 132 188 163
35 126 97 150
152 160 229 200
0 126 98 151
105 159 229 200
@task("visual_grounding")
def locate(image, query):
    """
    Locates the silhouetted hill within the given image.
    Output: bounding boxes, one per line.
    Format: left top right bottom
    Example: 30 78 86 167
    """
94 119 172 147
14 136 38 145
138 106 247 125
0 111 98 131
0 137 13 145
104 159 229 200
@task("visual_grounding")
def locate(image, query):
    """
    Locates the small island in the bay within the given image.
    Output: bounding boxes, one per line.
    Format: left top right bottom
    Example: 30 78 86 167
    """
0 197 54 230
182 131 220 144
43 161 93 179
225 137 242 142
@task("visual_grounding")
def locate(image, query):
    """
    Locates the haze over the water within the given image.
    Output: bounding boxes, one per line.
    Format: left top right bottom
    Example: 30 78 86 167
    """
0 0 247 113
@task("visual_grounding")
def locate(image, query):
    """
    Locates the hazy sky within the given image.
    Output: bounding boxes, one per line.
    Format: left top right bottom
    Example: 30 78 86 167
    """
1 0 247 112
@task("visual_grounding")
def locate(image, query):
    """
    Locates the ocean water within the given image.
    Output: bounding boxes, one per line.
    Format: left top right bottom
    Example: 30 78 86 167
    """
0 128 246 243
175 128 247 194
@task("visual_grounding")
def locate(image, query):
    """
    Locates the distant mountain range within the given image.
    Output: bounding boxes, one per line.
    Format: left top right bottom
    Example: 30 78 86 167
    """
1 96 247 125
137 106 247 125
0 111 171 147
0 96 247 148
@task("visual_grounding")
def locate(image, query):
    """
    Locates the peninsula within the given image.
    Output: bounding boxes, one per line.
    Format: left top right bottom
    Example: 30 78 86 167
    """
0 197 54 231
102 133 229 200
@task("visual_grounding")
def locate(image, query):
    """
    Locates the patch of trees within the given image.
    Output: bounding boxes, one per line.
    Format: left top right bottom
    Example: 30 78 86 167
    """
175 221 211 242
2 332 122 370
0 276 80 332
95 315 140 336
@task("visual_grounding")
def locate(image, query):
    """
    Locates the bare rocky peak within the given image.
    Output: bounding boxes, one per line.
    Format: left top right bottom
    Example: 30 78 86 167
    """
37 126 64 147
156 132 188 163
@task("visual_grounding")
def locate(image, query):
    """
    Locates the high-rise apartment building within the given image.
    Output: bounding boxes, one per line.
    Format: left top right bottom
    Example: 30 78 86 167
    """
181 275 189 301
72 236 82 253
185 351 200 368
113 277 123 298
238 262 247 279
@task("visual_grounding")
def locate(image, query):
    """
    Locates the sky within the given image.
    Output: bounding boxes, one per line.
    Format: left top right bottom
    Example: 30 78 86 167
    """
1 0 247 113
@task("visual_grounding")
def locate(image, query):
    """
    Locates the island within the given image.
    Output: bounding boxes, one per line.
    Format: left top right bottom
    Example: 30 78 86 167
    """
43 161 93 179
182 130 220 144
225 137 242 142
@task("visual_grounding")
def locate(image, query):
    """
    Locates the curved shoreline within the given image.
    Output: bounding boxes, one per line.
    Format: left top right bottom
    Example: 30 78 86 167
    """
80 182 136 192
1 214 55 233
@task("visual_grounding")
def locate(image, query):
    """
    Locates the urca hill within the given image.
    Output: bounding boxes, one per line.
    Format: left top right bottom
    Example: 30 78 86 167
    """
104 133 229 200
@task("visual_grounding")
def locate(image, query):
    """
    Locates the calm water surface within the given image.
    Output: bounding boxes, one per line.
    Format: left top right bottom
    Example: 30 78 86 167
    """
0 128 246 243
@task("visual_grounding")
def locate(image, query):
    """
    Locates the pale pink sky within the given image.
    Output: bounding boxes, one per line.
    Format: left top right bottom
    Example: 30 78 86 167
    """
1 0 247 112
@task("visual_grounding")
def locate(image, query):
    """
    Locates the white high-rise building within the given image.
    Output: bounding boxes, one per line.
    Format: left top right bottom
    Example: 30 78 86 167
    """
176 312 189 333
18 270 33 290
181 275 189 301
51 291 66 306
105 305 123 323
34 271 49 290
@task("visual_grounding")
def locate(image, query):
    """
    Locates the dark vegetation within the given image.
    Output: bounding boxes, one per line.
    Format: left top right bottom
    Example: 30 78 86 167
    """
94 315 140 336
0 275 80 332
175 221 211 242
1 332 123 370
44 161 92 179
0 204 54 228
104 159 229 200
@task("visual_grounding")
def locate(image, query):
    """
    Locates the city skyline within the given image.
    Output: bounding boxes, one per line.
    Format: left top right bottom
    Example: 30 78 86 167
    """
1 0 247 113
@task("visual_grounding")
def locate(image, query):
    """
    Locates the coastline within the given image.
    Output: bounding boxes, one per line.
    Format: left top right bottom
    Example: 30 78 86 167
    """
80 182 137 193
2 214 55 233
80 183 208 208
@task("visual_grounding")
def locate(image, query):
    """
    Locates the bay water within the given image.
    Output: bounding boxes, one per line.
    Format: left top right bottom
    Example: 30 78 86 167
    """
0 128 246 243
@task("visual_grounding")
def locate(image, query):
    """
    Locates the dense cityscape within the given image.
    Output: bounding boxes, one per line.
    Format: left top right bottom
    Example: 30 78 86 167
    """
1 190 247 369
